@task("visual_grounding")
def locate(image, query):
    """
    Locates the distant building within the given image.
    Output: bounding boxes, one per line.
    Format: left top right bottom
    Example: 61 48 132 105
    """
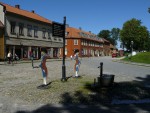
0 2 63 60
61 27 104 58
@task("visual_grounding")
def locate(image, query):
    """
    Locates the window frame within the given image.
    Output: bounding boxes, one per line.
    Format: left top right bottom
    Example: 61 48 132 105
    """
19 23 24 36
34 26 38 38
10 21 16 35
65 39 67 45
47 29 51 40
27 25 32 37
74 39 78 45
42 28 46 39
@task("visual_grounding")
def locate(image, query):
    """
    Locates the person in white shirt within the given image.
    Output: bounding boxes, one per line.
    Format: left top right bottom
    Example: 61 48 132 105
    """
7 51 12 64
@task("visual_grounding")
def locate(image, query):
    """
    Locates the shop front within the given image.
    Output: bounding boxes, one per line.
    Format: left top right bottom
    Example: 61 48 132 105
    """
53 48 59 58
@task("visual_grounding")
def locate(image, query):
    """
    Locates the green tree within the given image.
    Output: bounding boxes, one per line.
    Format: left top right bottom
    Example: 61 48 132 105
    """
111 28 120 40
144 36 150 51
120 18 149 51
111 28 120 45
98 30 116 45
98 30 110 39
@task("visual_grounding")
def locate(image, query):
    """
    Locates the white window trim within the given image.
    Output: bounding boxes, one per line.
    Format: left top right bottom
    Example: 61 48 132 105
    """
65 40 67 45
74 39 78 45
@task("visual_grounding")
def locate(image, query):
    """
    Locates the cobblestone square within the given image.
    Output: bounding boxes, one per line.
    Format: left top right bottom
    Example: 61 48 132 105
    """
0 57 150 113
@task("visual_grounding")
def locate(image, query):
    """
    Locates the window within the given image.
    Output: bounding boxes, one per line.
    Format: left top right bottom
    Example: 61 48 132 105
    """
65 48 67 55
65 40 67 45
47 29 51 40
27 25 32 37
19 23 24 35
54 38 57 41
81 40 83 45
65 32 69 36
85 41 87 46
10 21 16 34
34 26 38 38
85 49 87 55
58 38 62 41
74 39 78 45
48 32 51 40
42 28 46 38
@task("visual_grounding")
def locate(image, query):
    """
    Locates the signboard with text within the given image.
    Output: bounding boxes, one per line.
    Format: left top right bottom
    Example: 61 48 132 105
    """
52 22 64 37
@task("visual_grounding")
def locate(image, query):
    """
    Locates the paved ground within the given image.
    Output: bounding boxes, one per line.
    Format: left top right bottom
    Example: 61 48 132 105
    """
0 56 150 113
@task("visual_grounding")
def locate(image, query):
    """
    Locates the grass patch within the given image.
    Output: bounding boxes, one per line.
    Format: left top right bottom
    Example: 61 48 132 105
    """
123 52 150 64
2 75 150 105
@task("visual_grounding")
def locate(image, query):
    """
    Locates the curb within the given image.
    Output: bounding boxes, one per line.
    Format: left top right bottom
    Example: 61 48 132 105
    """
0 58 68 65
112 60 150 67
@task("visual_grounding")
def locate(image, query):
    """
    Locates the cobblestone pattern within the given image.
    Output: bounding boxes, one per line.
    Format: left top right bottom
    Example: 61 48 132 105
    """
0 57 149 113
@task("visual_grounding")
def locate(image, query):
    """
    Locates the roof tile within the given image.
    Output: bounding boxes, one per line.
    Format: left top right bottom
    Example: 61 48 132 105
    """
66 27 104 43
0 2 52 24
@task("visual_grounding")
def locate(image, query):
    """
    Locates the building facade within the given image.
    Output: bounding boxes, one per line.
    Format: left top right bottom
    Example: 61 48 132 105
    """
0 4 5 60
0 3 63 60
61 27 104 57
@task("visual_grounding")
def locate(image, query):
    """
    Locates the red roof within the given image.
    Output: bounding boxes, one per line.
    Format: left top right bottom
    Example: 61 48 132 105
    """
0 2 52 24
103 38 110 43
66 27 104 43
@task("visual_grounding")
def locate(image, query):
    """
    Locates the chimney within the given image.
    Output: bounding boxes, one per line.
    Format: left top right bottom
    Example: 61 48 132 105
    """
31 10 35 13
15 5 20 9
79 27 82 30
89 31 91 33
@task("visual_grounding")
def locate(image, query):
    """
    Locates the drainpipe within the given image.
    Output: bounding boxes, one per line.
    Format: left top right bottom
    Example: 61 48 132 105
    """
4 6 6 60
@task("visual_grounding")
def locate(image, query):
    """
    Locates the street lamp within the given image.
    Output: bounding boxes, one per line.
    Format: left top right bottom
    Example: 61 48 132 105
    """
148 8 150 13
131 41 133 56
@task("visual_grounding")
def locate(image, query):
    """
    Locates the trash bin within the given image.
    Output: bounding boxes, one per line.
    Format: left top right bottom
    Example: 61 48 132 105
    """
98 74 115 87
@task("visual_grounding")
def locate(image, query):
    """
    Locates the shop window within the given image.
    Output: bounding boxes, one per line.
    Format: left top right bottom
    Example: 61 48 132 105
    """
10 21 16 34
32 48 38 58
23 47 28 58
47 49 51 55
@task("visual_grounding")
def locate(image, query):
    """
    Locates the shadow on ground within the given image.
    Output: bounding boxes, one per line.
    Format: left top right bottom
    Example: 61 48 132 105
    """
15 75 150 113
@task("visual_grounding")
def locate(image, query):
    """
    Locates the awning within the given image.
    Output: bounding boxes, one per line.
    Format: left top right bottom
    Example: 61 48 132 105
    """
6 38 63 48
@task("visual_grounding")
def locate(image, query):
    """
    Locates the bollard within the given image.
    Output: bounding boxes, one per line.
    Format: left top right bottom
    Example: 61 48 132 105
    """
94 78 96 85
100 62 103 77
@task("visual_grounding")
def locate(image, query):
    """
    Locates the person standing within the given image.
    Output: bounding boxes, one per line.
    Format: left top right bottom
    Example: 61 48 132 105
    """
7 51 12 64
74 49 81 77
39 49 50 85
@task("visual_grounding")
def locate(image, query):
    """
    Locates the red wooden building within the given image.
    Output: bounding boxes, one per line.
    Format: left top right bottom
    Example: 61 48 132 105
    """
60 27 104 58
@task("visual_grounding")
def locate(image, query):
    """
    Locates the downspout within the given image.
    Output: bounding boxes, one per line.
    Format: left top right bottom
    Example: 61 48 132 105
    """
3 5 6 60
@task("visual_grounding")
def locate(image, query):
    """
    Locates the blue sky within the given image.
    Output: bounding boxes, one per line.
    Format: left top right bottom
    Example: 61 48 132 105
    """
1 0 150 34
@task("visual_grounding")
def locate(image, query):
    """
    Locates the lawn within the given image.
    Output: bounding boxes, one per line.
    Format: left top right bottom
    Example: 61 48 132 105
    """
123 52 150 64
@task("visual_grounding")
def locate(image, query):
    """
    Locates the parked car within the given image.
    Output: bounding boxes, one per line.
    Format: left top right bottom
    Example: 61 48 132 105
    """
112 53 117 58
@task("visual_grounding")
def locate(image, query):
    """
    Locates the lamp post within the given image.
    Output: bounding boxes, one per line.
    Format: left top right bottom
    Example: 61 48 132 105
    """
131 41 133 56
148 8 150 13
